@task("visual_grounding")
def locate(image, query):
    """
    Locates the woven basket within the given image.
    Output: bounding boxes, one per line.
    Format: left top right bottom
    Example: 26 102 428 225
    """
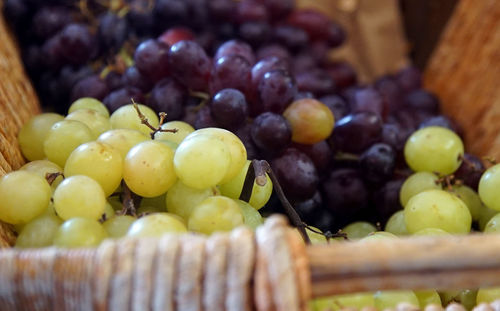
0 0 499 310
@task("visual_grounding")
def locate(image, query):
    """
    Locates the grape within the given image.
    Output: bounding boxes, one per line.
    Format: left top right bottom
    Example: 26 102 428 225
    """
361 231 398 241
381 123 406 152
350 87 385 118
484 213 500 233
251 57 289 91
53 218 108 248
32 6 73 40
148 78 187 121
454 154 485 190
43 120 94 167
65 108 111 139
15 214 63 248
166 181 216 220
103 215 136 239
154 0 189 23
400 172 441 207
342 222 376 239
359 143 395 184
404 189 471 234
64 142 123 197
405 90 440 114
140 193 167 211
188 196 244 235
331 112 382 154
479 206 499 231
415 291 442 307
272 148 318 201
103 88 145 113
373 179 405 221
292 141 332 172
258 70 297 114
450 185 482 222
124 141 177 198
413 228 451 236
185 128 247 184
59 24 96 65
134 39 170 82
256 44 292 63
53 175 106 220
214 39 255 65
127 213 187 238
168 40 211 91
374 291 419 310
479 164 500 212
440 289 477 310
294 191 323 223
41 35 65 70
238 22 271 47
477 288 500 304
287 9 341 44
251 112 292 153
123 66 153 93
18 112 65 161
397 65 422 93
235 0 269 23
98 12 129 51
154 121 194 144
68 98 109 117
219 160 273 210
20 159 63 191
70 75 109 103
273 25 309 51
110 104 159 136
385 210 408 236
419 115 461 134
0 171 51 225
326 62 357 90
158 27 195 46
316 293 375 311
320 94 349 121
97 129 149 159
210 55 252 97
235 199 263 230
374 75 403 114
210 89 248 129
208 0 235 19
295 69 335 96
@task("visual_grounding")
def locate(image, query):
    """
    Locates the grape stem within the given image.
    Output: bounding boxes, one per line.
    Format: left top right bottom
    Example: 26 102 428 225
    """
304 225 348 242
240 160 311 244
118 181 141 217
131 99 178 139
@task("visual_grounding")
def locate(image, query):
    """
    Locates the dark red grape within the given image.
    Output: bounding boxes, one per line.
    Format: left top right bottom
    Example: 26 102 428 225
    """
261 0 294 18
147 78 187 121
4 0 29 29
374 75 403 114
210 89 248 129
381 123 406 152
234 123 260 160
273 25 309 51
295 69 335 96
372 179 404 222
127 0 155 35
154 0 189 23
98 12 129 51
194 106 218 129
251 56 290 90
208 0 236 20
326 62 357 90
331 112 383 154
235 0 269 23
271 148 318 201
238 22 271 47
287 9 345 46
210 55 251 96
103 88 144 113
123 66 153 93
258 70 297 113
454 154 485 190
41 34 65 70
214 40 255 65
168 40 211 91
292 140 332 172
292 53 317 74
359 143 396 184
59 24 96 65
134 39 170 83
293 191 323 224
70 75 109 102
256 44 291 63
251 112 291 153
351 87 385 118
320 94 349 120
404 90 440 114
396 65 422 93
104 71 124 91
33 6 73 40
158 27 195 46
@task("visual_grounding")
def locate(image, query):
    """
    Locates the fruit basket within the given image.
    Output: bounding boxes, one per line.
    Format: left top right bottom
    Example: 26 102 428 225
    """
0 0 499 310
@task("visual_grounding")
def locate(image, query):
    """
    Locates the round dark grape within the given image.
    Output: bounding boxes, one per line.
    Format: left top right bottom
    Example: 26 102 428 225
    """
98 12 129 51
273 25 309 51
419 115 461 134
351 87 385 118
292 140 332 172
326 62 357 90
258 70 297 113
33 6 73 40
168 40 211 91
374 75 403 114
210 89 248 129
147 78 187 121
214 39 255 65
271 148 319 201
194 106 218 129
256 44 291 63
293 191 323 224
208 0 236 20
331 112 383 154
404 90 440 114
59 24 96 65
238 22 271 47
234 123 260 160
210 55 251 97
158 27 195 46
41 34 65 70
127 0 155 35
251 57 290 90
293 53 317 74
103 88 144 113
381 123 406 152
154 0 189 24
396 65 422 93
251 112 291 153
104 71 124 92
359 143 396 184
454 153 485 190
320 94 349 120
295 69 335 96
134 39 170 83
235 0 269 23
287 9 345 46
294 92 314 100
70 75 109 103
123 66 153 93
263 0 294 18
372 179 404 222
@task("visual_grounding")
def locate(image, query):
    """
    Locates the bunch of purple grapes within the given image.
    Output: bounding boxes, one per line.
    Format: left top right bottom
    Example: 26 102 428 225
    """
3 0 482 232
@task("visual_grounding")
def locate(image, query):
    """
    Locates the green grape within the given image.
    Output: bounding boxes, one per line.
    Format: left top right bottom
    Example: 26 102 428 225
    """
479 164 500 212
450 185 483 221
440 289 477 310
43 120 94 167
404 126 464 174
361 231 398 241
41 201 57 217
404 189 471 234
413 228 451 236
219 160 273 210
127 213 187 237
342 221 377 239
64 141 123 197
374 290 419 310
188 196 244 235
484 213 500 233
184 128 247 183
18 113 65 161
235 199 263 230
0 171 51 224
478 205 499 231
140 193 167 212
303 226 332 244
97 129 149 159
15 215 63 248
312 292 375 311
20 159 63 190
108 196 123 211
477 288 500 304
415 290 441 307
53 175 106 220
66 108 111 139
123 141 177 198
109 104 159 136
137 205 165 215
154 121 195 144
385 210 408 236
103 215 136 238
102 202 115 220
166 181 216 220
68 97 109 117
53 218 108 248
400 172 441 206
174 134 231 189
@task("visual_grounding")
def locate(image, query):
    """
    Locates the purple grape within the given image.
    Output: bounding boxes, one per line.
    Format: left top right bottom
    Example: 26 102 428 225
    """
234 123 260 160
194 106 218 129
256 44 291 63
134 39 170 83
419 115 461 133
41 34 65 70
154 0 189 23
103 88 144 113
273 25 309 51
331 112 383 153
251 112 291 153
210 55 251 96
127 0 155 35
320 94 349 120
381 123 406 152
294 92 314 100
326 62 357 90
292 140 332 172
58 65 93 95
123 66 153 93
271 148 319 201
147 78 187 121
404 90 440 114
70 75 109 103
214 39 255 65
210 89 248 129
251 57 290 90
208 0 236 20
397 65 422 93
59 24 96 65
235 0 269 23
454 153 485 190
287 9 345 46
104 71 124 91
293 191 323 223
351 87 385 118
325 21 346 48
292 53 317 74
168 40 211 91
23 45 43 76
372 179 404 221
4 0 29 29
262 0 294 18
374 75 403 114
238 22 271 47
257 70 297 113
359 143 396 184
98 12 129 51
33 6 73 40
295 69 335 96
